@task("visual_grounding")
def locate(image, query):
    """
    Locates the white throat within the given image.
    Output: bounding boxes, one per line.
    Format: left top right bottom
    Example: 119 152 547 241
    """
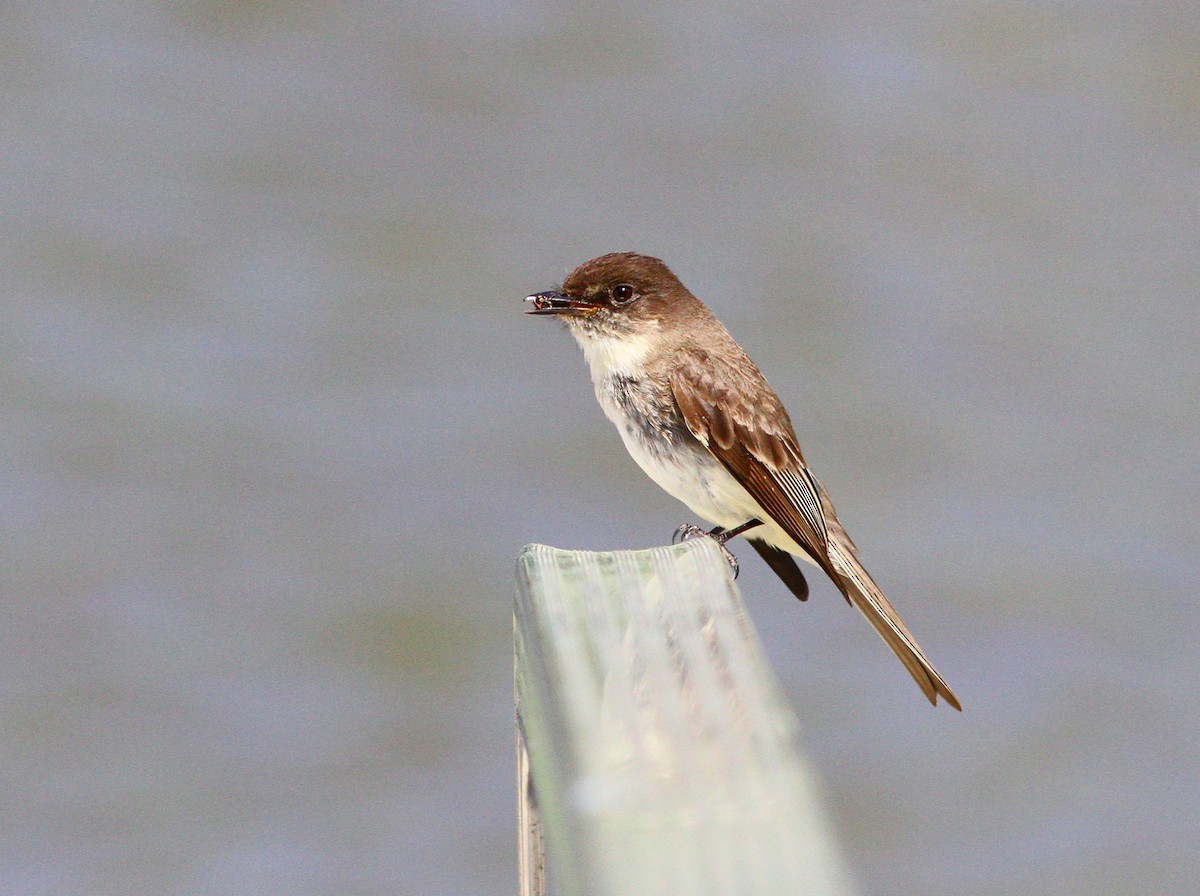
569 320 662 385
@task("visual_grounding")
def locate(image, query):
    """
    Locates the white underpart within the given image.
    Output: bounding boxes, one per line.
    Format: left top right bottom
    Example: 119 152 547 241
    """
571 319 661 379
568 323 819 567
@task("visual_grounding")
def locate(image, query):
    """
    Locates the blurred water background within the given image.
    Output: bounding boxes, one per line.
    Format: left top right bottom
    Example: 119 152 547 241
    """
3 3 1197 894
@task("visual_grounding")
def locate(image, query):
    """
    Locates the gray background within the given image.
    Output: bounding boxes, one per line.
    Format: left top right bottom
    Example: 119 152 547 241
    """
4 3 1197 894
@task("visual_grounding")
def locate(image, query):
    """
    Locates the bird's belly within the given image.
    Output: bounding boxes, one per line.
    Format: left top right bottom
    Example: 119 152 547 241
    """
614 420 815 563
594 375 815 565
631 441 753 524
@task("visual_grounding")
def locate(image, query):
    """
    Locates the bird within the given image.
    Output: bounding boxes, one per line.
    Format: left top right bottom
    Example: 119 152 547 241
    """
525 252 960 710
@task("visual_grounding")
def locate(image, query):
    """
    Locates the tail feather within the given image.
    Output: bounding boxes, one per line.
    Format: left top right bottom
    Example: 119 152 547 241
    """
827 540 961 710
750 539 810 601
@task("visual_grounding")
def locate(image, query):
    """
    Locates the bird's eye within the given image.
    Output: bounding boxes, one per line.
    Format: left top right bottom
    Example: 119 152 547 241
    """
612 284 635 304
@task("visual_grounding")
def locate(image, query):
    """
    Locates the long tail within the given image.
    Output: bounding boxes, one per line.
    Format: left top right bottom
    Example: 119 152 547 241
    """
827 540 961 710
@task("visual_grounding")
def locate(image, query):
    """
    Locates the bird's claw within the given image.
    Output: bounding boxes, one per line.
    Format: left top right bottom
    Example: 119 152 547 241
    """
672 523 710 545
672 523 741 578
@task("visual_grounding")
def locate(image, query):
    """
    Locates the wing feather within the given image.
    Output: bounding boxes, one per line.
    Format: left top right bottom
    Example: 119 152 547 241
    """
670 349 961 709
670 349 831 573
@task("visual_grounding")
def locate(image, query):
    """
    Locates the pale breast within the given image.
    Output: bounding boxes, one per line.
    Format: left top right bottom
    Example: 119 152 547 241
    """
595 374 759 526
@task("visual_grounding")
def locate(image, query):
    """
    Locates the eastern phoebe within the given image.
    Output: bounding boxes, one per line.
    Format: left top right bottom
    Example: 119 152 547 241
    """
526 252 960 710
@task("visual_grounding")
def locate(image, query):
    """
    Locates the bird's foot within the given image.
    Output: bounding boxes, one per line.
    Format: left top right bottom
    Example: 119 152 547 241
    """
672 523 714 545
671 519 764 579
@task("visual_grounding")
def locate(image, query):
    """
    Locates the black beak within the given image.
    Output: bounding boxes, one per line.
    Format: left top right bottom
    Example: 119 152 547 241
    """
524 290 601 315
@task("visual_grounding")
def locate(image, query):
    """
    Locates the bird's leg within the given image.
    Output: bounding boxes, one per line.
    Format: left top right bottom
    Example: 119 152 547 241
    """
671 519 763 578
716 518 763 543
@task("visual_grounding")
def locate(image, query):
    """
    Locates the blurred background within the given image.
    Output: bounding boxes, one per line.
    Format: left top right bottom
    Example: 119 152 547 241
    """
3 2 1197 894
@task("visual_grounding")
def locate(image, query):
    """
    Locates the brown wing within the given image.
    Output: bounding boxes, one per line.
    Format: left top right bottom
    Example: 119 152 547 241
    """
671 349 961 710
669 348 836 579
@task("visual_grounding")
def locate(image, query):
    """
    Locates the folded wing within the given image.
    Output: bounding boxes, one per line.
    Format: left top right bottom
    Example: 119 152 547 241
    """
671 349 960 710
